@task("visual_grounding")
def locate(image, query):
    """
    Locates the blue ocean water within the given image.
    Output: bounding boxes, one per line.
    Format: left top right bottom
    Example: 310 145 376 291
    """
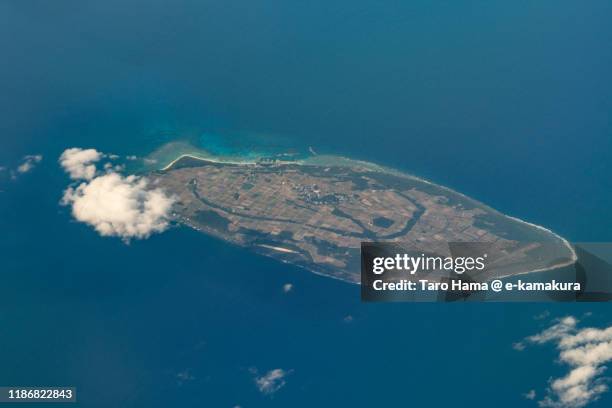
1 1 611 407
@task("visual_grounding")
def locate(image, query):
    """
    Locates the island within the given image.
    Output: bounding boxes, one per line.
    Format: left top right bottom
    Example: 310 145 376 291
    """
149 153 576 284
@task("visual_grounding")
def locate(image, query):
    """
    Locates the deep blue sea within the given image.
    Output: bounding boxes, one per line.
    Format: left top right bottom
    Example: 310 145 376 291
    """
1 1 611 407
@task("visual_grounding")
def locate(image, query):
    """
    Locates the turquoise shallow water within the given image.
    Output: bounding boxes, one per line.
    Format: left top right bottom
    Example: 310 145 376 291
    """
1 1 611 407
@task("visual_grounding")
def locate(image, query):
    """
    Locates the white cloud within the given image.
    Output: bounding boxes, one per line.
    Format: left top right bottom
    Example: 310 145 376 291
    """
560 341 612 368
283 283 293 293
518 316 612 408
254 368 291 395
524 390 537 400
16 154 43 174
59 147 175 242
535 311 551 320
527 316 577 344
59 148 102 180
513 342 526 351
559 327 612 350
175 369 195 385
61 173 175 242
103 162 125 172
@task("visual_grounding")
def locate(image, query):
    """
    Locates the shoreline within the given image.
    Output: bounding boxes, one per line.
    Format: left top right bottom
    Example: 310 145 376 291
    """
159 153 257 171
